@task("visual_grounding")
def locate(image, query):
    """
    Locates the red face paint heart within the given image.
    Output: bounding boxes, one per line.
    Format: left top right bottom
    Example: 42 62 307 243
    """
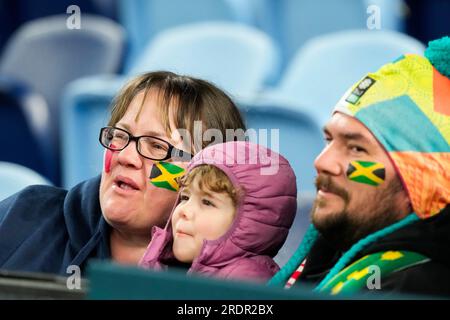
104 144 116 173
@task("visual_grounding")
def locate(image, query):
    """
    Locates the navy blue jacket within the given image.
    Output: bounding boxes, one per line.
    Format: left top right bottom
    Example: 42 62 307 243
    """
0 176 110 275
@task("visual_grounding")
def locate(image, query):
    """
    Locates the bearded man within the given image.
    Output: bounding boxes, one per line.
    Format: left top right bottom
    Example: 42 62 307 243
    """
270 36 450 298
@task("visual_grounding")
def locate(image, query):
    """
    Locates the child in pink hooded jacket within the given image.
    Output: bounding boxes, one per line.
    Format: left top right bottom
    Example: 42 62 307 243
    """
139 141 297 282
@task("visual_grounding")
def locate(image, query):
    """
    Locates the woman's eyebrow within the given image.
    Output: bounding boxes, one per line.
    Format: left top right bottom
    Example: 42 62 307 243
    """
116 122 167 138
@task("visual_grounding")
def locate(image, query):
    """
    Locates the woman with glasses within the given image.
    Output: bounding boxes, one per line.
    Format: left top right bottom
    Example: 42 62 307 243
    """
0 71 246 275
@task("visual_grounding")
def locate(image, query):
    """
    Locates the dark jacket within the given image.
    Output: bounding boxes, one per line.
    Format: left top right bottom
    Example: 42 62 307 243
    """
297 205 450 298
0 176 110 275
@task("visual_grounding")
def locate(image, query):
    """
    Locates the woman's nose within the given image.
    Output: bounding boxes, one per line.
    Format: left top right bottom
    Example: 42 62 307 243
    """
117 140 143 169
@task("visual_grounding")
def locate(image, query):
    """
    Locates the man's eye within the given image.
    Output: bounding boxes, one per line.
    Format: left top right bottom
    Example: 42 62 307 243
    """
202 199 215 207
324 137 332 145
350 145 367 153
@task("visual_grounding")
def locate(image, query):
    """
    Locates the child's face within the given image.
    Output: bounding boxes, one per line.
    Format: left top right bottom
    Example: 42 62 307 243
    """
171 175 236 263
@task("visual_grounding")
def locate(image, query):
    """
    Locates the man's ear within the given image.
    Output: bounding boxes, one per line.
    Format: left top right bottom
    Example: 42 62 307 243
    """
397 187 413 216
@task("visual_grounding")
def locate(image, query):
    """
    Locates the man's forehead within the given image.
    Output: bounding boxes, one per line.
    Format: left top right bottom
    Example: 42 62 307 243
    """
324 112 375 143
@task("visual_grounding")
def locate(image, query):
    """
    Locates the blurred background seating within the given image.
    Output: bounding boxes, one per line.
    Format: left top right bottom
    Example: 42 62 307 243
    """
274 192 315 267
117 0 255 71
1 0 447 194
239 99 324 193
262 30 425 126
0 14 125 185
0 77 54 181
0 162 51 201
128 21 279 98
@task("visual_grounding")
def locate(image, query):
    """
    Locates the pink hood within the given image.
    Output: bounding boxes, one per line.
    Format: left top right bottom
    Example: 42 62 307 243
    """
139 141 297 281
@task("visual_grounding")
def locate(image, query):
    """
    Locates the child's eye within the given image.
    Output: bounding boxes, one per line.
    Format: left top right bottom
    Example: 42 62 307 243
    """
202 199 215 207
324 136 332 145
180 194 189 202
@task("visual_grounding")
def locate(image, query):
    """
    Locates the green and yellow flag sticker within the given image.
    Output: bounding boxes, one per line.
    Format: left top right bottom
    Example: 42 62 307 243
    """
318 251 429 296
346 160 385 186
149 161 185 192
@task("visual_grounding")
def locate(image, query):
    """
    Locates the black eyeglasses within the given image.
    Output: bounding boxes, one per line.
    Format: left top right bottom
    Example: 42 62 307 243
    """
99 126 193 162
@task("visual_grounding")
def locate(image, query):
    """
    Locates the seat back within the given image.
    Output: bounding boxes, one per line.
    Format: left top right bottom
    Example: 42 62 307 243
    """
130 22 279 98
0 162 51 201
274 0 367 66
0 15 125 183
0 14 125 110
239 100 324 193
0 78 54 182
274 193 315 268
278 30 425 125
118 0 249 69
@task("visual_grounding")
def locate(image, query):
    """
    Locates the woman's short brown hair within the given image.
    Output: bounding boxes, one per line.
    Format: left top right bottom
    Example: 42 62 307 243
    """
108 71 246 153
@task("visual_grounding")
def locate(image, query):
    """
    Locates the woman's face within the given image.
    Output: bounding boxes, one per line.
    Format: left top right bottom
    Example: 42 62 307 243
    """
99 90 189 238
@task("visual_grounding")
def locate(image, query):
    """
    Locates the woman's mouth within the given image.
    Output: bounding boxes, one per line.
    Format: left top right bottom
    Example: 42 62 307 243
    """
112 175 141 193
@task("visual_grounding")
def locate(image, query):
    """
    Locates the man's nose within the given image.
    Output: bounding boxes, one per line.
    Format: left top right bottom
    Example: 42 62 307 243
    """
314 144 342 176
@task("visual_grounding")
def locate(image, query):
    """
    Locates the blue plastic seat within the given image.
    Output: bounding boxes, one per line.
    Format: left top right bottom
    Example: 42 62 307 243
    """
0 77 55 182
118 0 253 70
0 14 125 116
274 192 315 268
239 99 324 194
0 14 125 184
258 0 368 69
267 30 425 126
130 22 279 98
0 162 51 201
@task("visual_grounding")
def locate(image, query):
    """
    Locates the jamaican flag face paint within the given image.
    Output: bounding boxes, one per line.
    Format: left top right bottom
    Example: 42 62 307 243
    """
149 161 186 192
346 160 386 187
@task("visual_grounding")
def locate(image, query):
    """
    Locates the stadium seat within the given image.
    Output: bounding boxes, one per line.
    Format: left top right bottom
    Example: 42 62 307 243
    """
0 162 51 201
129 22 279 98
239 99 324 193
257 0 368 70
265 30 425 125
0 77 55 182
117 0 254 70
274 192 315 268
0 14 125 184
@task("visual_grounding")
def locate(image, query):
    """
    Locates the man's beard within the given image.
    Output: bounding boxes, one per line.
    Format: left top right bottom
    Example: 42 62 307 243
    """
311 174 405 251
